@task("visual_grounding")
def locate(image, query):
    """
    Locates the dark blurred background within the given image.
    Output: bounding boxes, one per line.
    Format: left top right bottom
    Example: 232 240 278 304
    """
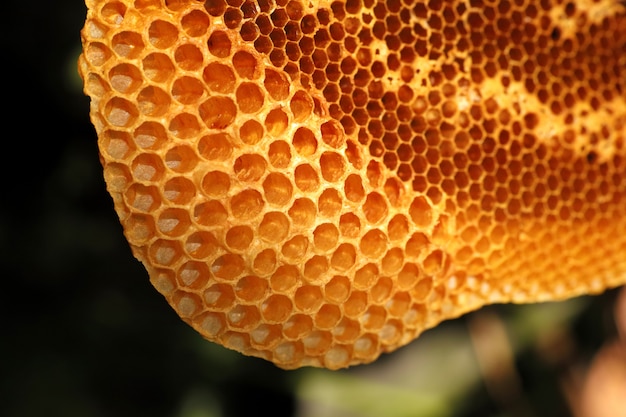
1 2 622 417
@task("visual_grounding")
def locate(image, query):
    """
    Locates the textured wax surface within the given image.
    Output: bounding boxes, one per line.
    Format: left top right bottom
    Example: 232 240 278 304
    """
79 0 626 369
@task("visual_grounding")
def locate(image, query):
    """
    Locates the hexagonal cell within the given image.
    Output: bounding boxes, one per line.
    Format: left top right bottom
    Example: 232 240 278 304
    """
230 189 265 219
111 30 144 58
181 9 210 37
288 198 317 227
148 20 179 49
177 260 210 289
108 63 142 93
125 183 161 212
149 239 183 267
85 42 112 66
283 314 313 340
294 285 323 312
359 229 388 259
225 225 254 251
211 254 245 281
104 96 139 127
235 275 268 304
263 172 294 207
294 164 320 191
193 200 228 227
226 304 261 330
142 52 176 83
173 291 202 318
313 223 339 252
315 304 341 329
164 145 199 173
208 30 232 57
265 108 289 136
320 152 346 182
137 86 171 117
325 275 350 303
330 243 356 271
236 82 265 113
157 207 191 237
318 188 342 217
199 96 237 129
261 294 293 322
258 211 290 243
281 235 310 260
125 213 156 244
100 129 136 160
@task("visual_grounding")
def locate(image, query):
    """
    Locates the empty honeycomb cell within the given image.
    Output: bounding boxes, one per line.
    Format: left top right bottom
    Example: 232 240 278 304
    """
203 62 236 93
330 243 357 271
199 96 237 129
201 170 230 197
229 189 264 219
226 304 261 329
281 235 309 260
234 153 267 182
239 119 264 145
339 212 361 237
290 90 314 121
148 20 179 49
111 30 144 58
261 294 293 322
315 304 342 330
131 153 165 182
208 30 232 57
181 9 210 37
250 323 282 349
211 254 245 280
100 130 135 160
313 223 339 252
185 231 219 259
177 261 210 289
225 225 254 251
174 291 202 318
109 63 142 93
319 152 345 182
157 207 191 237
197 133 233 161
171 76 205 104
294 164 320 191
258 211 290 243
149 239 183 267
81 0 626 369
163 177 196 205
292 126 318 156
262 172 293 206
325 275 351 303
318 188 342 217
264 108 288 136
295 285 324 312
137 86 171 117
104 96 139 127
303 255 329 282
125 213 156 243
264 69 290 100
370 277 394 304
142 52 176 82
235 275 268 303
235 82 265 113
359 229 388 259
164 145 198 174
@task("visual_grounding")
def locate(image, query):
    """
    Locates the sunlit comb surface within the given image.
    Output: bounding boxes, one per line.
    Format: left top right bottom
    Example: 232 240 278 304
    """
79 0 626 369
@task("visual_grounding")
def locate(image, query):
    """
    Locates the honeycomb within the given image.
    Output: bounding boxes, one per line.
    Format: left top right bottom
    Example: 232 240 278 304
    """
79 0 626 369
